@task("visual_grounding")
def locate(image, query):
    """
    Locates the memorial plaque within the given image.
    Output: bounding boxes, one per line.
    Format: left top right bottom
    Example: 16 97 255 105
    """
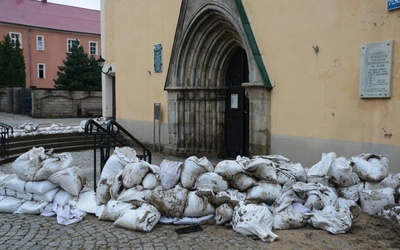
359 40 393 98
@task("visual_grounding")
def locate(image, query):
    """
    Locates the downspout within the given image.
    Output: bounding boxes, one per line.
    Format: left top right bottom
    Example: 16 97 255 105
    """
234 0 272 89
28 27 33 87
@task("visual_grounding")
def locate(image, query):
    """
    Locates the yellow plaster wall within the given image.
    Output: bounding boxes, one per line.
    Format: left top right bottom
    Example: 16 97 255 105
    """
243 0 400 146
104 0 181 123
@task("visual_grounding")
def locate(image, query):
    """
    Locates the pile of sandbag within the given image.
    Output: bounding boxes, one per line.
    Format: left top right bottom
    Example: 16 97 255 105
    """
10 122 85 137
84 150 399 242
0 147 86 219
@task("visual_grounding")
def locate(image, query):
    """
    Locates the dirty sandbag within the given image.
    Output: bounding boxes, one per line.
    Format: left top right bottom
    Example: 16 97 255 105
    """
337 184 359 202
113 204 161 232
306 205 352 234
149 185 188 218
232 202 279 242
117 186 152 206
74 190 99 214
160 159 183 190
270 177 297 213
180 156 209 189
246 181 282 204
379 173 400 189
4 177 27 193
214 160 243 180
307 152 336 184
122 161 150 189
330 157 360 187
101 147 137 181
95 178 111 205
34 152 73 181
14 200 49 215
183 191 215 217
351 153 389 182
98 200 135 221
243 157 277 182
0 172 17 186
196 188 245 207
275 163 307 184
215 203 234 225
142 172 160 190
228 173 257 192
304 186 338 211
109 168 123 200
272 203 305 230
12 147 47 181
378 204 400 224
194 172 229 192
292 181 327 200
358 187 395 215
48 166 86 197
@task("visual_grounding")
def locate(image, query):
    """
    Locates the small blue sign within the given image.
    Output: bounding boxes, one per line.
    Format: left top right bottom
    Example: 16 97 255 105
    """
387 0 400 10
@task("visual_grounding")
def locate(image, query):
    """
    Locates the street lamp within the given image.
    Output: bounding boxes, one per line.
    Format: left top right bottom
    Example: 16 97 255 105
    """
97 55 112 74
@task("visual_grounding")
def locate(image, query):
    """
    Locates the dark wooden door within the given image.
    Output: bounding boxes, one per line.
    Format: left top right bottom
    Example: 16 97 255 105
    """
225 48 249 157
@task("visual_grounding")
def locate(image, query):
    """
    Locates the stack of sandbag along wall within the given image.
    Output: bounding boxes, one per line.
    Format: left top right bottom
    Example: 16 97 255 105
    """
91 148 399 242
0 147 86 215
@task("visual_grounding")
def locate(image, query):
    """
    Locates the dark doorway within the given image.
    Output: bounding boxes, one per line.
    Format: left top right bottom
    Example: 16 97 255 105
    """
225 48 249 157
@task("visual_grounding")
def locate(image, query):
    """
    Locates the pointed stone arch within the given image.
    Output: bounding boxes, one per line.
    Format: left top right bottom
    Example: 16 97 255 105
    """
165 0 270 157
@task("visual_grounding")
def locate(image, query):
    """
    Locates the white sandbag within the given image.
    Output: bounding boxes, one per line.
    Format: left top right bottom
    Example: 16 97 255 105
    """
25 180 58 194
194 172 229 192
292 202 311 214
149 185 188 218
99 200 135 222
183 191 215 217
159 159 183 190
109 168 123 200
359 187 395 215
158 216 174 224
306 205 352 234
75 190 98 214
246 181 282 203
0 172 17 186
11 147 48 181
142 173 160 190
113 204 161 232
269 177 297 213
337 184 359 202
228 174 257 191
307 152 336 184
243 157 277 182
330 157 360 187
173 214 214 225
117 187 152 206
33 188 60 202
180 156 209 189
100 154 129 181
4 177 27 193
34 152 73 181
214 160 243 180
272 204 305 230
113 146 138 163
53 189 74 206
95 178 111 205
379 173 400 189
215 204 234 225
232 202 279 242
48 166 86 197
6 189 33 200
351 153 389 182
122 161 150 189
14 200 49 214
0 188 5 196
304 187 338 211
0 196 25 213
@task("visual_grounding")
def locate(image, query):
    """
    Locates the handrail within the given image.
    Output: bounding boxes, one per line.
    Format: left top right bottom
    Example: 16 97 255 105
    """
84 119 152 190
0 122 13 158
107 120 152 164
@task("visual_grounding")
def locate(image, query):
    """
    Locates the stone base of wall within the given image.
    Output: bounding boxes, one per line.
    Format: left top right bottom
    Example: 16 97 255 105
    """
0 87 23 113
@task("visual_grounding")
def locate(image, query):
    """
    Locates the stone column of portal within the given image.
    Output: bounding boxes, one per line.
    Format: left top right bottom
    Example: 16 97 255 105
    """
242 82 271 156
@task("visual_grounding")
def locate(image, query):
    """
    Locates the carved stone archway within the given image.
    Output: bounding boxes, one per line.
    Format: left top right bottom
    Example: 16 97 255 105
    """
164 0 270 157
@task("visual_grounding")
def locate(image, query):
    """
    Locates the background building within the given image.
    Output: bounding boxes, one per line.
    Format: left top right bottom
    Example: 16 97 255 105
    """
100 0 400 172
0 0 101 89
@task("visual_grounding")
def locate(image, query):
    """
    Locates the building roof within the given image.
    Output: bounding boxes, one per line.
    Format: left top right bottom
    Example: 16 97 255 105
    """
0 0 100 35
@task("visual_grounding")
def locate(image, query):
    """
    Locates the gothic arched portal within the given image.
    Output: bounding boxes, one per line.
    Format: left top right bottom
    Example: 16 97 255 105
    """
164 0 268 157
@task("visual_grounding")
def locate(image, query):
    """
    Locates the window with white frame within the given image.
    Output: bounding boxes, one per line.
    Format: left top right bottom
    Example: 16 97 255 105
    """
37 35 44 51
9 32 22 48
38 63 45 79
67 38 79 53
89 41 98 55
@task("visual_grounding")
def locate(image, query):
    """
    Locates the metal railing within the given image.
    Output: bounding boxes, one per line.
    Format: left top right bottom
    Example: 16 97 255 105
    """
84 119 152 190
0 122 13 159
